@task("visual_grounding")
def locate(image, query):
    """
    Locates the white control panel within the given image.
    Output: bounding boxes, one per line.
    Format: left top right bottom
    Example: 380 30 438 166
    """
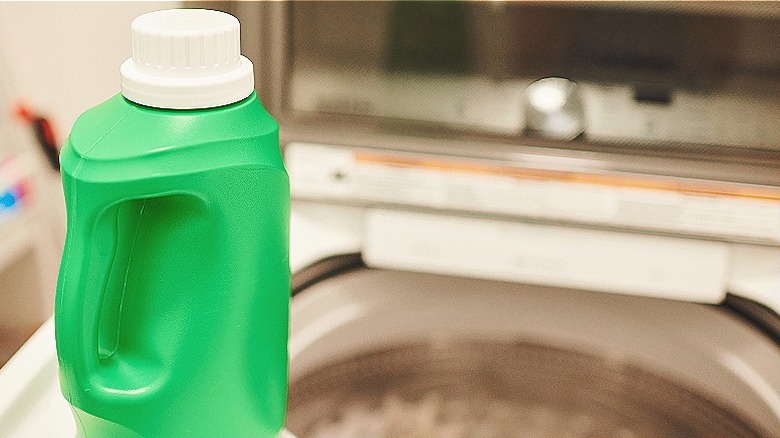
286 142 780 245
290 65 528 134
581 84 780 149
290 66 780 149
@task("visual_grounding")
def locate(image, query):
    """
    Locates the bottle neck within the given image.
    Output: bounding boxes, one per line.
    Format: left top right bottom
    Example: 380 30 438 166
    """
121 90 258 113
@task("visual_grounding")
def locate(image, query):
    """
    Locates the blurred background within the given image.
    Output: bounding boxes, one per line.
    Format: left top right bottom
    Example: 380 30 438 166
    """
1 2 779 438
0 2 175 366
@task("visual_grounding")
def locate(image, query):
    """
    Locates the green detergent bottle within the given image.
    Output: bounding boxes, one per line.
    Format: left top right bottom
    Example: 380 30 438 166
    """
54 9 289 438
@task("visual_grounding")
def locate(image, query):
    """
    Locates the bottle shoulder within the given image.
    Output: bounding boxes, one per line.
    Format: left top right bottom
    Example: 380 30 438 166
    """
64 92 279 164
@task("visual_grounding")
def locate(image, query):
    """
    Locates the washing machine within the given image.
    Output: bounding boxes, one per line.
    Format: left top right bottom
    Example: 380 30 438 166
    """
227 3 780 435
1 175 777 438
281 146 780 438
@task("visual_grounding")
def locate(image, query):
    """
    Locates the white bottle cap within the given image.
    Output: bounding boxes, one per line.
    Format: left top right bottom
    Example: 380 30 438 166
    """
120 9 254 109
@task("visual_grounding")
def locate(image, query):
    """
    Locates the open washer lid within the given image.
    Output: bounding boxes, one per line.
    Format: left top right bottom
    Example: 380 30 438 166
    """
287 258 780 437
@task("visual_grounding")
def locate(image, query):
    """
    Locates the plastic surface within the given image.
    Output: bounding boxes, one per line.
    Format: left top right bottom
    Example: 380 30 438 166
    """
55 91 289 437
120 9 254 109
0 322 300 438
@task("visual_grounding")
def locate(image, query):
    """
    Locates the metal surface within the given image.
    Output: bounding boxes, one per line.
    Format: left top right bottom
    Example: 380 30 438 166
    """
524 77 586 141
288 341 766 438
240 2 780 188
279 124 780 186
288 267 780 437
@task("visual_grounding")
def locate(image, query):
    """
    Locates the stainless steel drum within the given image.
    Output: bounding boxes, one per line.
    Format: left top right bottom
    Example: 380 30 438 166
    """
287 265 780 438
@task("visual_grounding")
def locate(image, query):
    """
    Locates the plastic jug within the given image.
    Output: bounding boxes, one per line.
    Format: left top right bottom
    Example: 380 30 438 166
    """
54 9 289 438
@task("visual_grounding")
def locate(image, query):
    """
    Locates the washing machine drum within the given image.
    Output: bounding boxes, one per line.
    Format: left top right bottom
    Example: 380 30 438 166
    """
287 261 780 438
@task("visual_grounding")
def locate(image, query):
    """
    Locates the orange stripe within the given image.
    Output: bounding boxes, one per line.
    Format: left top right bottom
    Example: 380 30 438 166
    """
354 152 780 202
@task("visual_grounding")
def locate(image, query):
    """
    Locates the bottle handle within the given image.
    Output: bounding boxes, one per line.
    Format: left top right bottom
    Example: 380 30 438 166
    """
55 192 102 401
55 192 153 409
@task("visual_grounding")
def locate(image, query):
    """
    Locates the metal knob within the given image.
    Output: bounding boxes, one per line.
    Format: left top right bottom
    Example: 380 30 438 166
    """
524 77 585 141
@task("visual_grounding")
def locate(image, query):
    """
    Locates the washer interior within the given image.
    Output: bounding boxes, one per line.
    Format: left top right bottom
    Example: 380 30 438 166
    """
287 265 780 438
289 342 763 438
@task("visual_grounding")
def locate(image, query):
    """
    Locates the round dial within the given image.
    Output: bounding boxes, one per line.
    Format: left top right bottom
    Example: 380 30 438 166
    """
524 77 586 141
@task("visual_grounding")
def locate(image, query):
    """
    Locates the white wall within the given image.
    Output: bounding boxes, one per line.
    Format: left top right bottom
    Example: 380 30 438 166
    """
0 1 180 136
